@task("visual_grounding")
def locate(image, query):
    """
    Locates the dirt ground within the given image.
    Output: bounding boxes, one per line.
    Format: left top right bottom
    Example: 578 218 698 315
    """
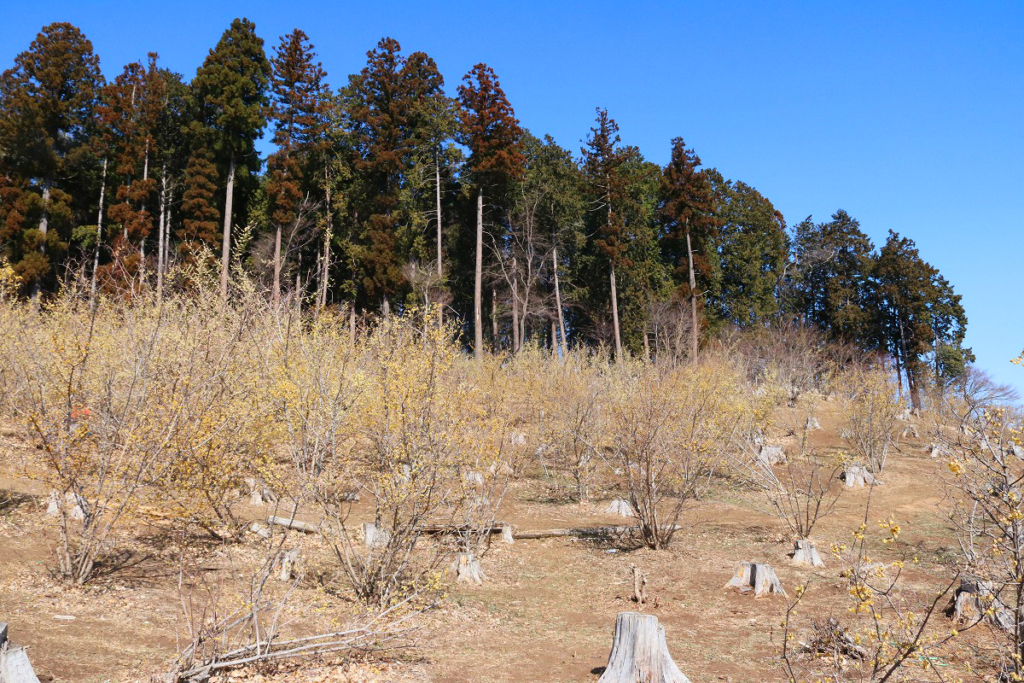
0 405 993 682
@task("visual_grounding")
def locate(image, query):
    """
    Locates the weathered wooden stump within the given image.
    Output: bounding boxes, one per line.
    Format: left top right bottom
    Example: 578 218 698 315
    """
501 523 515 544
724 562 786 597
805 417 821 431
278 549 300 581
245 477 278 506
597 612 690 683
629 565 648 605
790 539 825 568
757 445 786 468
841 465 877 489
0 623 42 683
901 424 919 438
44 491 85 520
363 522 390 548
452 552 486 584
248 521 271 539
928 443 944 459
946 576 1014 631
896 408 911 421
1008 444 1024 459
604 498 635 517
464 470 484 486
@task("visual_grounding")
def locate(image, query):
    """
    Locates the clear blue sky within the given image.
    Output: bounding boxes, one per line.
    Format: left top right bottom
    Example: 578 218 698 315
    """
3 1 1022 395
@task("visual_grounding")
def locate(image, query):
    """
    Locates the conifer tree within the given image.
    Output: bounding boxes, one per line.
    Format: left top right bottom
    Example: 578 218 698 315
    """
191 17 270 298
659 137 717 359
458 63 523 358
705 170 788 326
267 28 328 306
0 22 103 295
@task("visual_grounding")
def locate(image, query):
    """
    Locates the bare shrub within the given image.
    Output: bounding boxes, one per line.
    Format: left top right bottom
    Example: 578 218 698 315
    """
610 357 749 550
838 366 902 474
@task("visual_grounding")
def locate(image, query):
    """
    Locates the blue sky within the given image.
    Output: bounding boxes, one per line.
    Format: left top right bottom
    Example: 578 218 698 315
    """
3 1 1022 394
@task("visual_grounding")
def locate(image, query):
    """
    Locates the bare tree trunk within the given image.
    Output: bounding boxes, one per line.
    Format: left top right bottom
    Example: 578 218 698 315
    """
474 187 484 359
686 229 698 361
491 286 499 350
551 320 557 352
272 224 282 307
553 245 567 356
33 180 51 302
139 143 149 276
90 160 107 307
436 151 443 279
349 303 356 345
156 164 166 300
643 324 650 362
610 264 623 362
511 257 520 352
220 156 235 299
319 166 333 312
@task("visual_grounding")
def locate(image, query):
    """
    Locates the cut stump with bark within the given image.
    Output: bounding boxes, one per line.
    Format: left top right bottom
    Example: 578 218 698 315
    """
0 624 42 683
45 491 85 520
945 576 1014 631
901 424 919 439
841 465 877 489
278 549 299 582
805 417 821 431
604 499 635 517
597 612 690 683
452 552 486 584
790 539 825 568
724 562 786 597
501 524 514 544
363 522 390 548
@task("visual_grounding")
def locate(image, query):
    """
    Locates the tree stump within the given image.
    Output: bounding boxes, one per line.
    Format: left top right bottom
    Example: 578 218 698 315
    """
805 417 821 431
901 424 919 439
790 539 825 568
363 522 390 548
946 576 1014 631
724 562 786 597
464 470 484 486
929 444 944 459
452 552 486 584
896 408 911 421
597 612 690 683
0 624 41 683
605 498 635 517
245 477 278 506
841 465 877 489
44 491 85 520
1008 444 1024 459
757 445 786 468
278 549 299 581
501 524 515 544
249 522 271 539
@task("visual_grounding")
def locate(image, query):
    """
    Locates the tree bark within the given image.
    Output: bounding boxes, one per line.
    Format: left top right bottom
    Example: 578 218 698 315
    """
156 163 166 300
686 229 698 361
220 155 235 299
273 224 282 307
553 245 567 356
90 160 107 307
610 264 623 362
436 151 443 279
597 612 690 683
32 180 51 302
511 257 520 352
474 187 484 359
491 287 499 349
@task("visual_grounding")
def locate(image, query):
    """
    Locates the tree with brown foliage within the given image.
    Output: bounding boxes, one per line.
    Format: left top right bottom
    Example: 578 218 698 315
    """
659 137 717 360
458 63 524 357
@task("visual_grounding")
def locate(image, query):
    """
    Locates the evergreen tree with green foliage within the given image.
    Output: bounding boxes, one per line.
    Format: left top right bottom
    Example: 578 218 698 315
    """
190 17 270 298
0 22 103 296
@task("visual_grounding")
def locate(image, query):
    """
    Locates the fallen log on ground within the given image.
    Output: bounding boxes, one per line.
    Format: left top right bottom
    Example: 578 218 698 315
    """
513 524 683 540
266 515 320 534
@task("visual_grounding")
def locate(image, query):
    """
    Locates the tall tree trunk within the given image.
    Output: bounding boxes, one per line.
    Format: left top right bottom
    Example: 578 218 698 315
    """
320 168 333 312
220 155 235 299
382 296 390 318
642 324 650 362
511 257 520 352
90 161 107 307
610 264 623 362
33 179 51 301
553 245 567 356
139 143 149 277
474 187 484 359
436 151 443 279
272 224 282 307
491 286 499 350
156 164 166 300
686 229 698 361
